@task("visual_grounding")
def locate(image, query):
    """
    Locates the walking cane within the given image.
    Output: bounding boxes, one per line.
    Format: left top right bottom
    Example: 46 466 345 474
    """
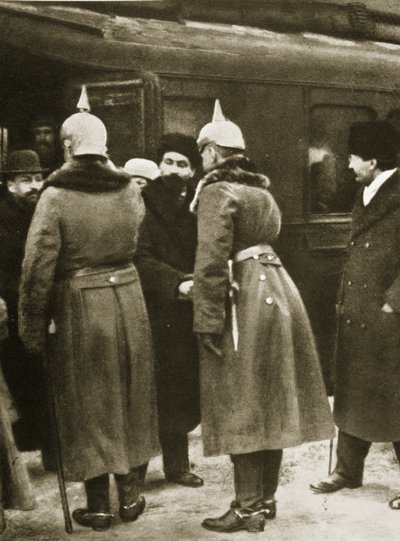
44 326 73 534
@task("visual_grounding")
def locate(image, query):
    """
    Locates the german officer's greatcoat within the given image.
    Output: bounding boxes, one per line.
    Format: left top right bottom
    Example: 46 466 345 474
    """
19 158 160 480
192 157 334 456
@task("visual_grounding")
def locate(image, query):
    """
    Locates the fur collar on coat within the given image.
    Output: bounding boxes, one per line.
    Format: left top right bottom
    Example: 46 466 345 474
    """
44 157 130 193
190 155 270 213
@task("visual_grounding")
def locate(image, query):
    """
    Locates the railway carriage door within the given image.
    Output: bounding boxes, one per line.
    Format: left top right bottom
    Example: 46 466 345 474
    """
63 74 161 167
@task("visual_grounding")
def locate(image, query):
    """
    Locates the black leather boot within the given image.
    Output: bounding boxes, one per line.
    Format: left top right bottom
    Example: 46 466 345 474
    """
72 509 113 531
115 465 147 522
202 500 276 533
119 495 146 522
73 475 112 531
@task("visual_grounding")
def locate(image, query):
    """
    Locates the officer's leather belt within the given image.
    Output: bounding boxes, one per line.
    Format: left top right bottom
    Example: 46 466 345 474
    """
233 244 281 265
58 262 133 281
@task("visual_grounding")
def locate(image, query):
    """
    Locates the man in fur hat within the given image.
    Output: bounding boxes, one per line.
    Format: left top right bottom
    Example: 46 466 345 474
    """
192 101 334 533
310 121 400 508
0 150 54 465
135 133 204 488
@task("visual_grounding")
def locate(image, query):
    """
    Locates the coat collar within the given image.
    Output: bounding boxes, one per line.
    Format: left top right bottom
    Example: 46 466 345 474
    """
142 177 195 223
352 169 400 239
189 155 270 213
44 157 130 193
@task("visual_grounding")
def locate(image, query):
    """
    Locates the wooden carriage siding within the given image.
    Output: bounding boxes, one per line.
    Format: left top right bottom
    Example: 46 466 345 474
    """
1 0 400 390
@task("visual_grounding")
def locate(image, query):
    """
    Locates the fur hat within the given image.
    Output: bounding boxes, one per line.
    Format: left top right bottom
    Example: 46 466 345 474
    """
348 121 400 162
157 133 201 170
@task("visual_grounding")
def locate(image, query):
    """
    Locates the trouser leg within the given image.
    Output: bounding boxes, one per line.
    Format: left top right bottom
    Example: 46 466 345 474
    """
231 451 264 508
391 441 400 463
160 431 189 476
84 474 110 513
334 431 371 485
262 450 283 501
114 463 148 507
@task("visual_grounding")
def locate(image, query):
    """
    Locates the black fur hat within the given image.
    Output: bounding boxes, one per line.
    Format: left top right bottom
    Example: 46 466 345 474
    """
348 121 400 162
157 133 201 170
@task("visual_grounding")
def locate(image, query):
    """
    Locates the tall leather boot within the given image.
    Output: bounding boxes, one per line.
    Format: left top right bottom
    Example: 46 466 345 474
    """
115 464 147 522
72 474 112 531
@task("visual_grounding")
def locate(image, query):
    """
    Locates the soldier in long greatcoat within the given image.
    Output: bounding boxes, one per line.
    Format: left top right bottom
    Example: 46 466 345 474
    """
192 101 334 534
19 91 159 532
311 121 400 509
135 133 203 488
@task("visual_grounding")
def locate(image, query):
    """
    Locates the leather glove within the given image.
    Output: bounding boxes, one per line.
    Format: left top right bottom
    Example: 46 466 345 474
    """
197 333 223 358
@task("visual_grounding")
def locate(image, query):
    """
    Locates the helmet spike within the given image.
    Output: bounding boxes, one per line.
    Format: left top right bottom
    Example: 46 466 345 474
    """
212 99 226 122
77 85 90 113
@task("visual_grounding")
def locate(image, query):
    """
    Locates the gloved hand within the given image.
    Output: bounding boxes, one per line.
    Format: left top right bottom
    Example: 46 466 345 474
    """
197 333 223 358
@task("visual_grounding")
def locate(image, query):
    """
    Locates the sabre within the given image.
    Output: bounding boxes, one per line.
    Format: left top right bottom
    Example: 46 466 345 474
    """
45 326 73 534
228 260 239 351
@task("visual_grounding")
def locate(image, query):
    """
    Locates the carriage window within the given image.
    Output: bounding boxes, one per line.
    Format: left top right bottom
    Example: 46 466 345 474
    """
309 105 376 214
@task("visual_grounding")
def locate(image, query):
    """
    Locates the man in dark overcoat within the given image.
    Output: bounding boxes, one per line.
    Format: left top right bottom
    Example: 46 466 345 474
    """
311 121 400 508
135 133 203 487
0 150 53 464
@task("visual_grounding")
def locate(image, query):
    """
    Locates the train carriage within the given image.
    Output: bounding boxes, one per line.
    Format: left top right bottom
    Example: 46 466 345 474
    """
1 1 400 390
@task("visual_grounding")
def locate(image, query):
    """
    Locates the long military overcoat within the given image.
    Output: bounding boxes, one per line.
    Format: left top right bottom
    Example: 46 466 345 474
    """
135 178 200 433
19 158 160 481
193 157 334 456
334 170 400 442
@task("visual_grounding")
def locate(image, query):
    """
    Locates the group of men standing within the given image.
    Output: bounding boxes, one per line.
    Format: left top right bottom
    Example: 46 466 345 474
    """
1 90 400 536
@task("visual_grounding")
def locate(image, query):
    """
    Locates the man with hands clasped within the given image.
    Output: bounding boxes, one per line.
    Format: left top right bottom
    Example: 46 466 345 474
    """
135 133 203 488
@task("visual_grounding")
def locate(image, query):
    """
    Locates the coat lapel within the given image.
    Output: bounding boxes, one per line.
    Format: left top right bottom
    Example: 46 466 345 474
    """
351 170 400 239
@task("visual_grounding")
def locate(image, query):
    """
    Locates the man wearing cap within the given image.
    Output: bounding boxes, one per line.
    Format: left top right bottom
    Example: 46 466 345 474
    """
135 133 203 488
0 150 52 462
123 158 160 191
310 121 400 506
192 101 334 533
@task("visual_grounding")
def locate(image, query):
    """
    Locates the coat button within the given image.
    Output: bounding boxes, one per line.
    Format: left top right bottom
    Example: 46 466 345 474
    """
108 276 116 283
253 254 259 260
361 323 367 329
365 242 370 248
265 297 274 305
259 274 267 281
267 255 274 261
350 241 355 246
345 319 351 325
347 280 352 286
362 283 368 289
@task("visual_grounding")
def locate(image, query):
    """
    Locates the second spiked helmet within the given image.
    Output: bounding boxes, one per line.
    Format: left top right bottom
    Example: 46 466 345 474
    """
61 85 108 158
197 99 245 150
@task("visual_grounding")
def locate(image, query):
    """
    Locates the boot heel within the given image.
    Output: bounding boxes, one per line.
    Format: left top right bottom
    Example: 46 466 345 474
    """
246 514 265 532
